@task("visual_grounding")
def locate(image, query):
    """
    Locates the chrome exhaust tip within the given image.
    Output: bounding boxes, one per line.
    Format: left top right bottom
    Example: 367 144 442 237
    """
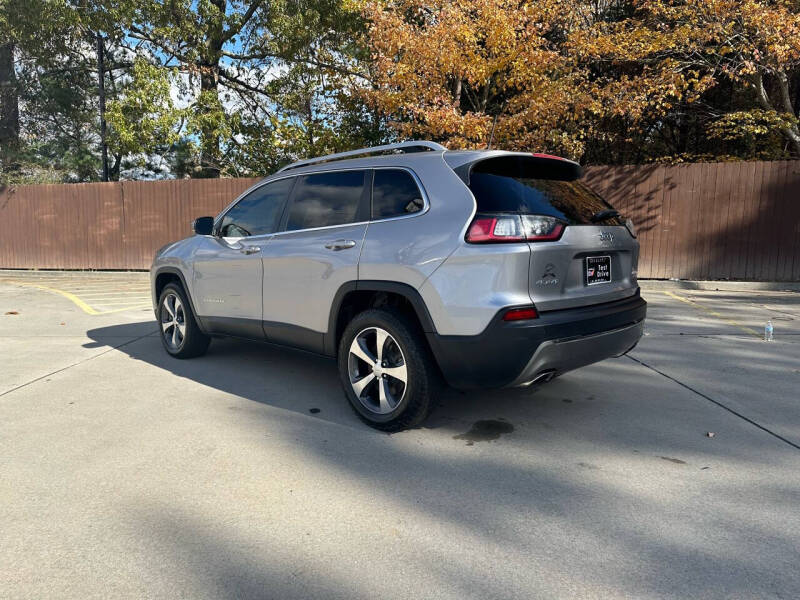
525 369 557 386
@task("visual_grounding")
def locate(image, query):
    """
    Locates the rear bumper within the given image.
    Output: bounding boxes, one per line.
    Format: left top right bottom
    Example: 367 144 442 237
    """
507 320 643 386
426 293 646 389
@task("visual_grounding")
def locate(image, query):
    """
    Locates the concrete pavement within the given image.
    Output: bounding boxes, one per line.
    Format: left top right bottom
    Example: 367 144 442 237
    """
1 273 798 599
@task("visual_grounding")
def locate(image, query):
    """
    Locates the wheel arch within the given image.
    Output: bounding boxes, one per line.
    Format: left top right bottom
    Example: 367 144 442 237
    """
153 267 207 333
325 281 437 357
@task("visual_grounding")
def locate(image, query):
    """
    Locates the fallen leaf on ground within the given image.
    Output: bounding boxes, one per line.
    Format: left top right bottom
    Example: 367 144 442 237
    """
4 311 19 315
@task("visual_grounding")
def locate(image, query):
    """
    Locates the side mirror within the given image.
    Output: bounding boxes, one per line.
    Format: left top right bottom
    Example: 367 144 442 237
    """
193 216 214 236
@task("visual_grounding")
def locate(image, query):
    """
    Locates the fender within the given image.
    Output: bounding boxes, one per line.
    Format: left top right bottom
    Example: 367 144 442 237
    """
152 266 208 334
324 280 438 356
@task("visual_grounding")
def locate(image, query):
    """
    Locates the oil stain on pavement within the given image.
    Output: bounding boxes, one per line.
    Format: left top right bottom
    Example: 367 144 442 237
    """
454 419 514 446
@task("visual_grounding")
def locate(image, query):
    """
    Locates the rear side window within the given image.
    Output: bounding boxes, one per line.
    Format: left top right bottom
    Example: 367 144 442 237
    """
372 169 424 219
286 170 367 231
218 177 294 237
469 169 623 226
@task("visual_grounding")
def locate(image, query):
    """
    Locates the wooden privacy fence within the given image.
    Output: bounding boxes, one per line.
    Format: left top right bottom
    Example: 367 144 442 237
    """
583 161 800 282
1 161 799 280
0 178 259 271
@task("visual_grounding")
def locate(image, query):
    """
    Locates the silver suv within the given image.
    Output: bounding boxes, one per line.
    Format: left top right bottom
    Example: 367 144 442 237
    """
151 141 646 430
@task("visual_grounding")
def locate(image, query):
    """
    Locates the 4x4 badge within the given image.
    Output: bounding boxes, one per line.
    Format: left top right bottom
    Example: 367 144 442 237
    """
536 263 559 286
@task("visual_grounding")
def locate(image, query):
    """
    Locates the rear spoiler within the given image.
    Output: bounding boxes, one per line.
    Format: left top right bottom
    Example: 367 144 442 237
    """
452 153 582 185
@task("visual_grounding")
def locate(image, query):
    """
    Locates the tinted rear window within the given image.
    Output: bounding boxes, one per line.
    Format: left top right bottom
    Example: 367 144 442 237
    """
468 172 624 226
286 170 367 231
372 169 424 219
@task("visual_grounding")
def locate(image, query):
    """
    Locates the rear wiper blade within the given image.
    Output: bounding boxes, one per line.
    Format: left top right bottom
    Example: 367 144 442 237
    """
591 209 620 223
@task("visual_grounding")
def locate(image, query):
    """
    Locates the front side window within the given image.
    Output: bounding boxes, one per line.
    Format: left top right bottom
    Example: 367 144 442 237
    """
372 169 424 219
218 178 294 237
286 170 367 231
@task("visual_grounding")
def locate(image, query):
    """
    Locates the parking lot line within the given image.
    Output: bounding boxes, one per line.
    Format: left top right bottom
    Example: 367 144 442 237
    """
14 281 101 315
92 305 153 314
85 303 153 309
77 288 151 294
627 354 800 451
0 278 151 316
75 291 152 297
81 296 151 302
662 290 761 338
0 328 157 399
4 281 148 288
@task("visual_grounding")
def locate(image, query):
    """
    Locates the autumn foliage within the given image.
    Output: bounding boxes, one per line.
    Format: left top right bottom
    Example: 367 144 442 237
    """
3 0 800 182
362 0 584 154
363 0 800 162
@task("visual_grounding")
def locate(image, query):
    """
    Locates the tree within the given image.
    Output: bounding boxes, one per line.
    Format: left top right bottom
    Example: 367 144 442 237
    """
0 0 138 182
361 0 589 157
8 0 799 180
364 0 800 163
253 0 385 157
0 40 19 152
105 58 182 161
573 0 800 160
126 0 382 177
124 0 268 176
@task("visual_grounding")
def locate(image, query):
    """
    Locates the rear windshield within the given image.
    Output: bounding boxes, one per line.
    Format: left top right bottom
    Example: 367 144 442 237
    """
468 172 624 226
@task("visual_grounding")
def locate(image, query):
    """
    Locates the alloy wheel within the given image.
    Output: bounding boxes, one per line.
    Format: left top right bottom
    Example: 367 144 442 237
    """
347 327 408 414
161 292 186 351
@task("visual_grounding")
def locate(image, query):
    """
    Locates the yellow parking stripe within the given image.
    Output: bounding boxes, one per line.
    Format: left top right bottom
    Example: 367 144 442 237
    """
11 281 100 315
1 279 151 316
663 291 761 338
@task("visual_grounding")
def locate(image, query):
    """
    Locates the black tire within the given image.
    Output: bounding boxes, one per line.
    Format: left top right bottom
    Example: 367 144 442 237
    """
338 308 435 431
157 282 210 359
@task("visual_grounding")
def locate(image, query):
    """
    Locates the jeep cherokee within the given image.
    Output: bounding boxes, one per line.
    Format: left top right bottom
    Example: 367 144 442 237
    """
151 141 646 431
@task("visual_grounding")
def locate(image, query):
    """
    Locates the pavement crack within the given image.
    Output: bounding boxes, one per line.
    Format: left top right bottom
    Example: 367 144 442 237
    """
0 329 157 399
626 354 800 452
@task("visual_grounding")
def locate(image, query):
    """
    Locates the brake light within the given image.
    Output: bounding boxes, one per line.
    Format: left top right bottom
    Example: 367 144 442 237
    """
503 307 539 321
466 214 565 243
466 216 525 243
531 152 568 161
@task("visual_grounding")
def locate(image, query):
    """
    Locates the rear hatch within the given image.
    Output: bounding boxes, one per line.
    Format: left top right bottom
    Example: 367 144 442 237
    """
466 155 639 312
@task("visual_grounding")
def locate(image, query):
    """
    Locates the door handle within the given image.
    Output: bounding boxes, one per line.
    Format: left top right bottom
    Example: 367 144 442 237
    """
324 239 357 251
239 247 261 255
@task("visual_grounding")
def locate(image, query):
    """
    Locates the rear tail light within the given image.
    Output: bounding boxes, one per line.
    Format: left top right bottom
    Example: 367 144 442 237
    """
466 215 525 242
466 214 565 243
522 215 565 241
503 307 539 321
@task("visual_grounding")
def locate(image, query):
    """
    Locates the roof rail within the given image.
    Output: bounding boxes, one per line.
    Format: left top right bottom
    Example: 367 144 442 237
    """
277 141 448 173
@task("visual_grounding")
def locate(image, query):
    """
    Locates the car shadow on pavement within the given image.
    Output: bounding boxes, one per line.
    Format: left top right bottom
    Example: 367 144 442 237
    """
84 319 549 432
84 319 796 464
83 320 800 599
